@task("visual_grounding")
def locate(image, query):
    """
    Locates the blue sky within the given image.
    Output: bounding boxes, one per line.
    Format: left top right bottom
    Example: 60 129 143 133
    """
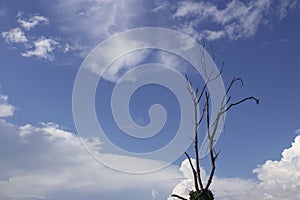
0 0 300 199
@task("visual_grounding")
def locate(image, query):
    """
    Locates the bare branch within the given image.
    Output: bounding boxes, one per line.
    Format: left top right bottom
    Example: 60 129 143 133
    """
205 92 210 140
185 152 199 192
204 91 217 190
196 65 223 104
197 103 206 125
225 96 259 112
186 75 205 191
193 95 204 190
225 96 232 106
226 77 243 95
214 149 220 159
205 147 216 190
171 194 188 200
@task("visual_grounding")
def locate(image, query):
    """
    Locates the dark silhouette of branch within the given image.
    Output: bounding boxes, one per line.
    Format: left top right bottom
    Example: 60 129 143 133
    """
225 96 259 112
171 194 188 200
194 98 204 191
204 92 217 190
226 77 243 95
185 152 199 192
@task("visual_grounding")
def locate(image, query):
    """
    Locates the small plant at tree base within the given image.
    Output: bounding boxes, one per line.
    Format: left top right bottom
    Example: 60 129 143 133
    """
189 190 214 200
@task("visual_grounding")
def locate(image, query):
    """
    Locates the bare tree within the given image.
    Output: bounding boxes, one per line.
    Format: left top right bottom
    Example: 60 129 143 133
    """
171 46 259 200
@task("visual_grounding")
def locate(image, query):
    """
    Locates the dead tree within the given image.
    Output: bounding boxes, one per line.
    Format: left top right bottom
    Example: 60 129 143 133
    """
171 46 259 200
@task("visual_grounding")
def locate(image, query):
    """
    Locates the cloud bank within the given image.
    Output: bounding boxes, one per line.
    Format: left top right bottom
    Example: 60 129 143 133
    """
2 90 298 199
0 119 184 200
0 92 182 199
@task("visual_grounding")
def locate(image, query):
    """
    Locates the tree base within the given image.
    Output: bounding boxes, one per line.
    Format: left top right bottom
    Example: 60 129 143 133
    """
189 189 214 200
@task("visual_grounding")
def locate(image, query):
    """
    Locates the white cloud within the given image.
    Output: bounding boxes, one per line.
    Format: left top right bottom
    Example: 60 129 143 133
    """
201 30 225 41
172 0 271 40
1 27 28 43
151 1 170 13
42 0 298 59
1 12 69 61
17 14 49 31
103 49 150 82
253 135 300 199
170 135 300 200
0 94 15 118
21 37 59 60
0 118 182 200
51 0 142 38
48 0 147 56
168 159 207 200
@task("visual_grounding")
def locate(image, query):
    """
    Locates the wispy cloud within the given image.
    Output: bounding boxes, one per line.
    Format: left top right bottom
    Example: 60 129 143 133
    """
277 0 300 20
2 0 299 60
51 0 142 38
102 50 150 82
25 0 297 59
0 3 7 17
172 0 271 40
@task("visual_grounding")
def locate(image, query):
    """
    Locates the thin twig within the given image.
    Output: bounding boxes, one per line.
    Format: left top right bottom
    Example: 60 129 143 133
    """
225 96 259 112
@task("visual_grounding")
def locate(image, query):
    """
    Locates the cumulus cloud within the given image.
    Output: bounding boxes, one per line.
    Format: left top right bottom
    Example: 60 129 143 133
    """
168 159 211 200
17 13 49 31
1 27 28 43
21 37 59 60
0 94 15 118
0 93 183 199
0 119 182 200
1 12 69 61
170 135 300 200
253 134 300 199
